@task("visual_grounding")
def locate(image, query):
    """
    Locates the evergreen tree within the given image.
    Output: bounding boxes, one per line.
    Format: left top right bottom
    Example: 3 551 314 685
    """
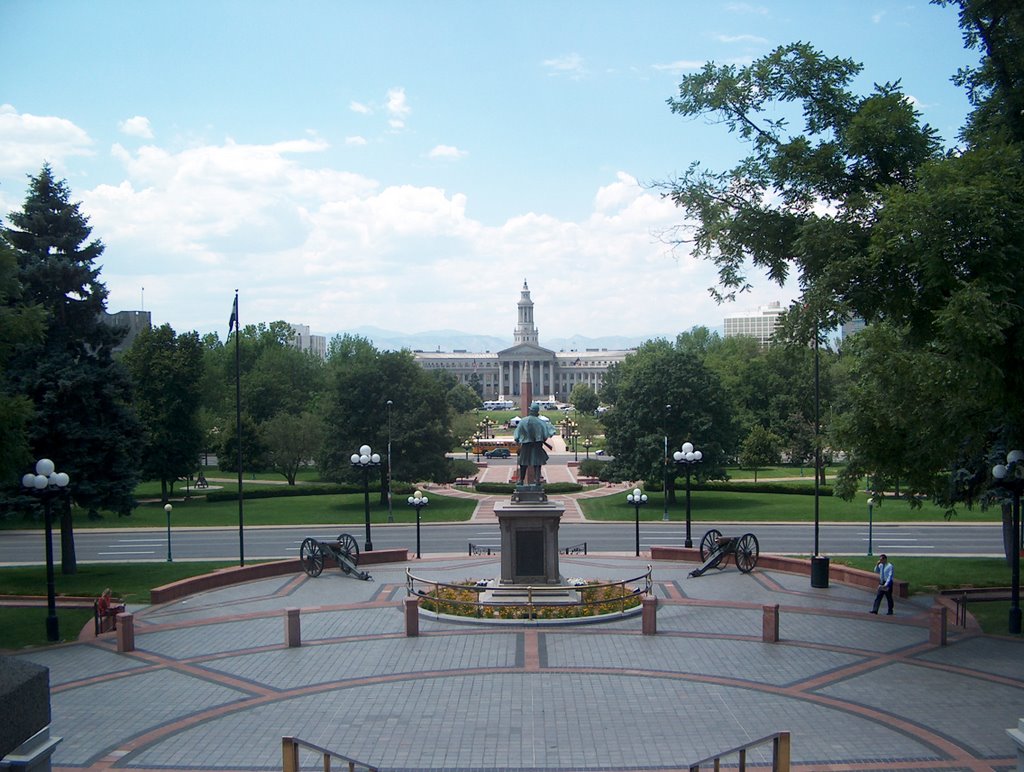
4 165 142 571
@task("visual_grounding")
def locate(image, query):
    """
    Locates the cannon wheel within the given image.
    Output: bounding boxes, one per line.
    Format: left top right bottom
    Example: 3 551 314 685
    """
699 529 723 562
735 533 760 573
300 538 325 577
336 533 359 574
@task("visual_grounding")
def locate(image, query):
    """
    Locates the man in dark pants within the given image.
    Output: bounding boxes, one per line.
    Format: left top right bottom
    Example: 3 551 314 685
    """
870 554 895 615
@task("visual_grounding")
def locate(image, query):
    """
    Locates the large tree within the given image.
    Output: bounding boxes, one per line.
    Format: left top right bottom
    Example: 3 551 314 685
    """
123 324 204 502
0 239 45 481
660 12 1024 507
601 339 734 493
319 335 453 488
4 165 142 571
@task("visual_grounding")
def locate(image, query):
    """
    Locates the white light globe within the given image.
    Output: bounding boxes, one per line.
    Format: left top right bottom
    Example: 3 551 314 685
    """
641 494 648 502
360 454 370 465
22 473 35 489
370 453 381 464
694 451 703 461
1008 449 1024 464
54 472 69 487
359 445 372 457
36 458 55 477
407 496 415 504
633 488 641 497
33 474 48 489
164 503 173 513
421 496 428 504
681 442 693 454
350 454 360 464
673 452 683 462
993 463 1008 480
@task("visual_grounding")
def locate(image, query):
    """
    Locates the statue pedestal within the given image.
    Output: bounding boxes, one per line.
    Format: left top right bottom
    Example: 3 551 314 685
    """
494 499 564 585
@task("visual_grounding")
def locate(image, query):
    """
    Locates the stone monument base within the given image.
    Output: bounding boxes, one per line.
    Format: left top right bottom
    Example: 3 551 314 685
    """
494 498 565 585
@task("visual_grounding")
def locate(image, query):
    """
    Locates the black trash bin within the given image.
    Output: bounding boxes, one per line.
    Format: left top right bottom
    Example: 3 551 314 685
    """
810 555 830 588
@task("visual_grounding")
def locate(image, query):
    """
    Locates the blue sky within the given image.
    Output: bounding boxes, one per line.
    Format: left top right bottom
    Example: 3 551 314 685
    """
0 1 977 342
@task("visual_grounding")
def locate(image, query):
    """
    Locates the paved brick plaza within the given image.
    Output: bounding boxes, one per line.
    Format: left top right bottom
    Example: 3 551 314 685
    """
15 555 1024 771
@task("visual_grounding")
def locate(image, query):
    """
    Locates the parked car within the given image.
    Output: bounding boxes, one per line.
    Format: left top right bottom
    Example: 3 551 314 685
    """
484 448 511 458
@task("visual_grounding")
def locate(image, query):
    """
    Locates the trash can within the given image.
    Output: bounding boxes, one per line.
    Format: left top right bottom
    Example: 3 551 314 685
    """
810 555 830 588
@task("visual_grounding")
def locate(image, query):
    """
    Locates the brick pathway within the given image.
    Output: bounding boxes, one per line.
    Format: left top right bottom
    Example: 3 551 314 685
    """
14 555 1024 772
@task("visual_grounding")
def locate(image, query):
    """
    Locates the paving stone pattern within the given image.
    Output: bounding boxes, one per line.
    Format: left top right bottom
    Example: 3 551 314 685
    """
12 555 1024 771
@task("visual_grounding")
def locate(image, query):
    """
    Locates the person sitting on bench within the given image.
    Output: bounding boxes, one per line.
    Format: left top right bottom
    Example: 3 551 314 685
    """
96 588 124 630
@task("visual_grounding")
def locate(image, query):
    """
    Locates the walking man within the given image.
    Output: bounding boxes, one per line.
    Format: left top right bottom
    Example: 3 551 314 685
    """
870 554 895 615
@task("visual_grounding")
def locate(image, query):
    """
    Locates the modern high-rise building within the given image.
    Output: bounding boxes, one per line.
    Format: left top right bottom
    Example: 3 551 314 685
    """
414 280 632 405
289 323 327 359
723 301 786 348
103 309 152 353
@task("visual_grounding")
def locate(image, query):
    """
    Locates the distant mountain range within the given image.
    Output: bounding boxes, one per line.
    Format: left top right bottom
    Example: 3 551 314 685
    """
333 326 662 353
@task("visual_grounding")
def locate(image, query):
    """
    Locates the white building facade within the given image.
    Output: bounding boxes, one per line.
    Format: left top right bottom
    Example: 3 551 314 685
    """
289 323 327 359
723 301 786 348
414 281 631 406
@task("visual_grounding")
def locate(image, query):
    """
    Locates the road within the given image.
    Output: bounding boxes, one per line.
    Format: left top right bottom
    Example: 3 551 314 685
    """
0 520 1007 565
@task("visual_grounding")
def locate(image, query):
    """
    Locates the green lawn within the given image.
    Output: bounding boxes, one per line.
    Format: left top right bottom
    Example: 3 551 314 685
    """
580 488 992 523
0 561 243 650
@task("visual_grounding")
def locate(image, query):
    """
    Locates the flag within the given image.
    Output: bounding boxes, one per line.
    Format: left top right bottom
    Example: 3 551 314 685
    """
229 294 238 333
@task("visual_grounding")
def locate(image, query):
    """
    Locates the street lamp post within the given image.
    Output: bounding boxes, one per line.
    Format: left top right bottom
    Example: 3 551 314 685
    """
992 449 1023 635
663 405 671 522
627 487 648 557
21 458 70 642
164 503 173 562
463 440 472 460
866 494 876 557
386 400 394 524
673 442 703 549
583 437 592 460
350 445 381 552
473 435 482 461
407 490 429 559
571 430 580 462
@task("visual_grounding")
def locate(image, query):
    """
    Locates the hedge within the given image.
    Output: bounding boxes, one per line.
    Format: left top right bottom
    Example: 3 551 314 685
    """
690 481 834 497
475 482 583 495
205 482 420 503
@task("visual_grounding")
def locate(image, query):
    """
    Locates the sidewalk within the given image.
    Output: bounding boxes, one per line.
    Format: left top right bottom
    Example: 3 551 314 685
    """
12 554 1024 771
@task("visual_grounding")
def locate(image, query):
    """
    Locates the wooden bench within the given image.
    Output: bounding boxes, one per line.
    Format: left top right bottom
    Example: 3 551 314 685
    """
577 476 601 485
454 477 478 487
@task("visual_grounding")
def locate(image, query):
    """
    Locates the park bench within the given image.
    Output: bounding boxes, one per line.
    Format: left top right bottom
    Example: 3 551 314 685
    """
454 476 478 487
577 476 601 485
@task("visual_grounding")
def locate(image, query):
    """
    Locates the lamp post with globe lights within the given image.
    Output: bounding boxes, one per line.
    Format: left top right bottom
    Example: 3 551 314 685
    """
164 503 173 562
992 449 1023 635
350 445 381 552
627 487 648 557
673 442 703 549
866 493 876 557
582 437 592 460
21 459 70 641
407 490 429 559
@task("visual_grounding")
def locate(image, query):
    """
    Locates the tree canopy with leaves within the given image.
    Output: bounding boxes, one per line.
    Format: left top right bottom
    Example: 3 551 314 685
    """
660 1 1024 507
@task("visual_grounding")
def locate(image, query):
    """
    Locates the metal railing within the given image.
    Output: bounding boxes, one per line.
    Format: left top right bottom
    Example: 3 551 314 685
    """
560 541 587 555
687 731 791 771
468 542 499 555
406 566 652 619
282 736 378 772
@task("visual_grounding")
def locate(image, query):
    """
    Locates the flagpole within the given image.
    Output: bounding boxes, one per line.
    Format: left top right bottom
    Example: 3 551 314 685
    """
232 290 245 566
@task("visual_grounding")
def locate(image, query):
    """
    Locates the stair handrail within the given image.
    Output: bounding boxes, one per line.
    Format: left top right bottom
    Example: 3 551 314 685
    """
687 730 790 771
282 736 378 772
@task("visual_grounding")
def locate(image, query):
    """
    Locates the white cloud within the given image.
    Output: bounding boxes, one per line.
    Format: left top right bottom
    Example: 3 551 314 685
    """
3 122 796 339
652 60 706 74
386 87 410 129
543 53 586 78
724 3 769 14
715 33 769 45
428 144 467 160
872 11 886 24
345 135 368 145
118 115 154 138
349 101 373 115
0 104 93 174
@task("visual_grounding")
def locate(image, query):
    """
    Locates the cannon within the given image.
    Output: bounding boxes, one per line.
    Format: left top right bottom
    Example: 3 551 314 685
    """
299 533 372 581
689 528 759 577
